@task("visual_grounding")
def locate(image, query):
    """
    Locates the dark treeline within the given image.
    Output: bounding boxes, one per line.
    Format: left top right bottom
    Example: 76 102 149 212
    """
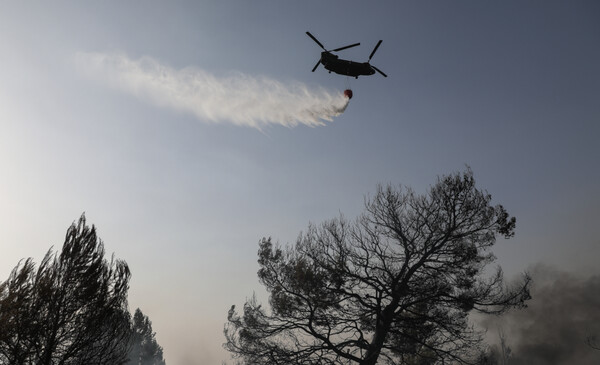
0 215 166 365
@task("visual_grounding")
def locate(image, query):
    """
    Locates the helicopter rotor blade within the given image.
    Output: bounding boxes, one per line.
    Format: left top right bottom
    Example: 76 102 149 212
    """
311 60 321 72
372 65 387 78
306 32 326 50
331 43 360 52
368 40 383 61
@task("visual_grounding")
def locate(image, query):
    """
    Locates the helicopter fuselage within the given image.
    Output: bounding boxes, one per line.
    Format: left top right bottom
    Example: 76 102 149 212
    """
306 31 386 78
320 52 376 78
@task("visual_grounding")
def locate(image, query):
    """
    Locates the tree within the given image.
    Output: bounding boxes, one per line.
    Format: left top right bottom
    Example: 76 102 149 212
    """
225 169 531 365
0 215 132 365
127 308 166 365
497 329 512 365
0 258 41 364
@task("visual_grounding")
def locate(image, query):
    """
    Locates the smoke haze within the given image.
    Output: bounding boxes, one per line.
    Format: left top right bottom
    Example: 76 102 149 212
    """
480 264 600 364
75 52 349 129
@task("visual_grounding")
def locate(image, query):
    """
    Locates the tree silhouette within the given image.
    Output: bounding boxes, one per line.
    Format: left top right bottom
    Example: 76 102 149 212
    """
0 215 132 365
127 308 166 365
225 169 531 365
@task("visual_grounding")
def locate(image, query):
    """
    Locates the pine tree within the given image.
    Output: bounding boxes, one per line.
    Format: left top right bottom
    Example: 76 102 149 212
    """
0 215 132 365
127 308 166 365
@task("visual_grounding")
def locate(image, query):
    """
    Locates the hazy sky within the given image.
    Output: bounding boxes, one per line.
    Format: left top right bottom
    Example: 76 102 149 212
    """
1 2 599 364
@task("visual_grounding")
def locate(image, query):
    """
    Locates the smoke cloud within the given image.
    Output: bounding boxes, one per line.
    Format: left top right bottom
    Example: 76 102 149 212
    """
75 52 349 129
479 264 600 364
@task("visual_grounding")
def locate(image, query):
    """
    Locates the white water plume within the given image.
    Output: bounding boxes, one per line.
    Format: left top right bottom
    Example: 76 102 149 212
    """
75 52 349 128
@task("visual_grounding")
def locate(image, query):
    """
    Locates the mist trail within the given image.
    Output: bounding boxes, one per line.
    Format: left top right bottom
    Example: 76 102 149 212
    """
75 52 350 129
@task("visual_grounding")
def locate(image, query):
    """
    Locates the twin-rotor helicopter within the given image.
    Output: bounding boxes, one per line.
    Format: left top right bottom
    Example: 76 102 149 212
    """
306 31 387 79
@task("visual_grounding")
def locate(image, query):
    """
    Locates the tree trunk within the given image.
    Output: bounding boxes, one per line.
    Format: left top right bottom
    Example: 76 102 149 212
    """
360 302 397 365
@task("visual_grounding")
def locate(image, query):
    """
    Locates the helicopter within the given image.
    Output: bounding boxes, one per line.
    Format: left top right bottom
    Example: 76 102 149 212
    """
306 31 387 78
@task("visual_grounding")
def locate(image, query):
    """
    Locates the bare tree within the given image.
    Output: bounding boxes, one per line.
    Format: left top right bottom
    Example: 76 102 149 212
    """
225 169 531 365
0 215 132 365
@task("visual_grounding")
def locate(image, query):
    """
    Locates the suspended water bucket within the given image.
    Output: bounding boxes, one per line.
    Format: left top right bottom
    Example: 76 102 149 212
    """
344 89 353 99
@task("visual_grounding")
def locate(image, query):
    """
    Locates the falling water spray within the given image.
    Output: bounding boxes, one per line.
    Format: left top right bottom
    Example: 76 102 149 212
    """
75 52 350 129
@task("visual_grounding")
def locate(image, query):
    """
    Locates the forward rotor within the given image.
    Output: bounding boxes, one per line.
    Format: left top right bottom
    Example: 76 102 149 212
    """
307 32 360 72
306 32 360 53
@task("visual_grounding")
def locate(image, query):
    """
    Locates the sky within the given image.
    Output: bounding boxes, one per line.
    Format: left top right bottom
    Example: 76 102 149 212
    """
1 1 599 364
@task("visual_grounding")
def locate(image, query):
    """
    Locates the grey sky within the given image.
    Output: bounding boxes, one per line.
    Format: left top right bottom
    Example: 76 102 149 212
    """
1 1 599 363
